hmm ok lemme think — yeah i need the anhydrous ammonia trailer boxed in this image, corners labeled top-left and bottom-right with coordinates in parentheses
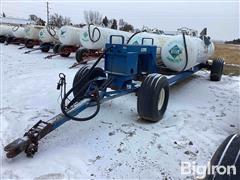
top-left (12, 26), bottom-right (25, 39)
top-left (39, 26), bottom-right (59, 44)
top-left (128, 30), bottom-right (214, 72)
top-left (5, 25), bottom-right (26, 45)
top-left (0, 24), bottom-right (14, 43)
top-left (38, 26), bottom-right (59, 53)
top-left (24, 25), bottom-right (44, 48)
top-left (56, 25), bottom-right (82, 57)
top-left (24, 26), bottom-right (60, 54)
top-left (4, 28), bottom-right (225, 159)
top-left (76, 24), bottom-right (133, 63)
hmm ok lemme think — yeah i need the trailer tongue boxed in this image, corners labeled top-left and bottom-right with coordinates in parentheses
top-left (4, 35), bottom-right (224, 159)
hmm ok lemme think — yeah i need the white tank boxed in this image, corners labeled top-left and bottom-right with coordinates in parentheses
top-left (12, 26), bottom-right (25, 38)
top-left (79, 25), bottom-right (133, 49)
top-left (128, 32), bottom-right (173, 59)
top-left (58, 26), bottom-right (81, 46)
top-left (39, 26), bottom-right (59, 43)
top-left (0, 24), bottom-right (14, 36)
top-left (161, 35), bottom-right (215, 71)
top-left (24, 25), bottom-right (43, 40)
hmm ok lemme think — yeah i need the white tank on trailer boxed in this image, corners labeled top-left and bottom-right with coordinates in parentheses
top-left (128, 32), bottom-right (173, 59)
top-left (39, 26), bottom-right (59, 43)
top-left (12, 26), bottom-right (25, 38)
top-left (0, 24), bottom-right (14, 36)
top-left (24, 25), bottom-right (43, 40)
top-left (161, 34), bottom-right (215, 71)
top-left (79, 25), bottom-right (133, 49)
top-left (58, 26), bottom-right (81, 46)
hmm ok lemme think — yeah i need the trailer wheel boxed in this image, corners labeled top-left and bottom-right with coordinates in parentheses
top-left (53, 44), bottom-right (61, 54)
top-left (72, 66), bottom-right (106, 100)
top-left (41, 44), bottom-right (50, 53)
top-left (75, 48), bottom-right (88, 63)
top-left (59, 45), bottom-right (71, 57)
top-left (5, 36), bottom-right (14, 44)
top-left (0, 36), bottom-right (6, 43)
top-left (205, 133), bottom-right (240, 180)
top-left (210, 58), bottom-right (224, 81)
top-left (25, 39), bottom-right (34, 48)
top-left (137, 74), bottom-right (169, 122)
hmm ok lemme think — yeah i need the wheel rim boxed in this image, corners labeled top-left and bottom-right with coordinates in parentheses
top-left (158, 88), bottom-right (165, 110)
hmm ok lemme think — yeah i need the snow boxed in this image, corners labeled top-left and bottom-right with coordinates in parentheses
top-left (1, 44), bottom-right (239, 179)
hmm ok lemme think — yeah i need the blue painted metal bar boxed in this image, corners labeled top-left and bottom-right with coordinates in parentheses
top-left (49, 85), bottom-right (139, 129)
top-left (48, 100), bottom-right (91, 129)
top-left (167, 64), bottom-right (202, 86)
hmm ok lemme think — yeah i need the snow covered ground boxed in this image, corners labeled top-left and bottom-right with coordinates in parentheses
top-left (1, 44), bottom-right (239, 179)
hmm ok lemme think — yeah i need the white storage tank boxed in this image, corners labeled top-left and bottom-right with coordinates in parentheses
top-left (0, 24), bottom-right (14, 36)
top-left (58, 26), bottom-right (81, 46)
top-left (12, 26), bottom-right (25, 38)
top-left (79, 25), bottom-right (133, 49)
top-left (128, 32), bottom-right (173, 59)
top-left (161, 34), bottom-right (215, 71)
top-left (39, 26), bottom-right (58, 43)
top-left (24, 25), bottom-right (43, 40)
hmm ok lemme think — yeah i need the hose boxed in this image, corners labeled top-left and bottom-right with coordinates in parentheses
top-left (88, 23), bottom-right (101, 43)
top-left (60, 47), bottom-right (112, 121)
top-left (181, 32), bottom-right (188, 72)
top-left (126, 30), bottom-right (146, 44)
top-left (46, 25), bottom-right (59, 41)
top-left (12, 25), bottom-right (20, 32)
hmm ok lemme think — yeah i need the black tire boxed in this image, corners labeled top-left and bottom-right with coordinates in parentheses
top-left (40, 44), bottom-right (50, 53)
top-left (0, 36), bottom-right (6, 43)
top-left (137, 74), bottom-right (169, 122)
top-left (5, 36), bottom-right (14, 44)
top-left (75, 48), bottom-right (89, 63)
top-left (210, 58), bottom-right (224, 81)
top-left (59, 45), bottom-right (71, 57)
top-left (205, 133), bottom-right (240, 180)
top-left (53, 44), bottom-right (61, 54)
top-left (25, 39), bottom-right (34, 48)
top-left (72, 66), bottom-right (106, 100)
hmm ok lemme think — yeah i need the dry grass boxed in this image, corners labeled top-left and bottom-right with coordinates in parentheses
top-left (211, 43), bottom-right (240, 75)
top-left (211, 43), bottom-right (240, 65)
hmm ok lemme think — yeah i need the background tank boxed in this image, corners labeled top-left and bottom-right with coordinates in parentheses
top-left (161, 34), bottom-right (215, 71)
top-left (24, 25), bottom-right (43, 40)
top-left (0, 24), bottom-right (14, 36)
top-left (58, 26), bottom-right (81, 46)
top-left (12, 26), bottom-right (25, 38)
top-left (128, 32), bottom-right (173, 59)
top-left (79, 25), bottom-right (133, 49)
top-left (39, 26), bottom-right (59, 43)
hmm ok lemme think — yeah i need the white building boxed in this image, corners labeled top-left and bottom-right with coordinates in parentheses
top-left (0, 17), bottom-right (33, 25)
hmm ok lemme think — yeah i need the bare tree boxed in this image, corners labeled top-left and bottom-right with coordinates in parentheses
top-left (84, 10), bottom-right (102, 25)
top-left (49, 13), bottom-right (71, 28)
top-left (63, 17), bottom-right (71, 25)
top-left (102, 16), bottom-right (109, 27)
top-left (29, 14), bottom-right (38, 21)
top-left (119, 19), bottom-right (134, 32)
top-left (111, 19), bottom-right (117, 29)
top-left (29, 14), bottom-right (45, 26)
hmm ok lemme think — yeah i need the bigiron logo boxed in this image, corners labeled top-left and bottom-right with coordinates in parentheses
top-left (169, 45), bottom-right (182, 59)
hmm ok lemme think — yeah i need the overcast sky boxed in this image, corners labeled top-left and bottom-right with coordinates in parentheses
top-left (1, 0), bottom-right (239, 40)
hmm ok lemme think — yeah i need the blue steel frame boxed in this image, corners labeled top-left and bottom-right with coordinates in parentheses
top-left (49, 63), bottom-right (203, 130)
